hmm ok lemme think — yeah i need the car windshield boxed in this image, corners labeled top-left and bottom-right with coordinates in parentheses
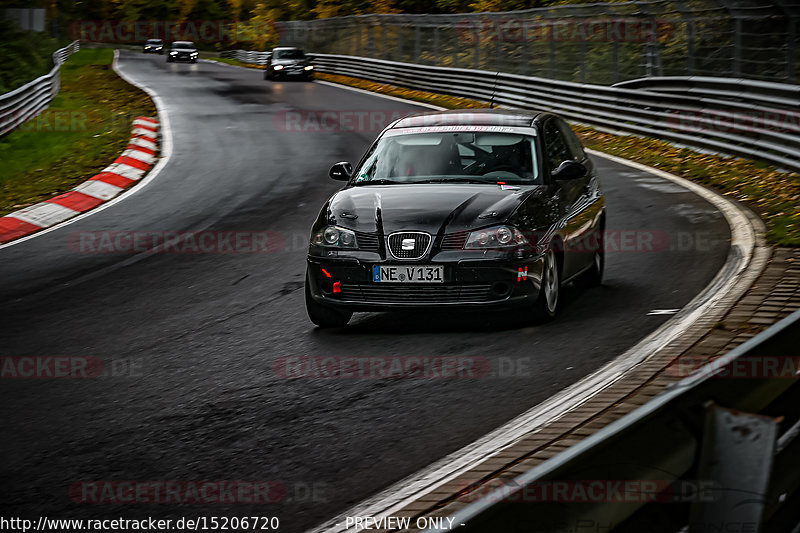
top-left (172, 42), bottom-right (195, 49)
top-left (147, 40), bottom-right (162, 44)
top-left (275, 49), bottom-right (305, 59)
top-left (353, 131), bottom-right (539, 185)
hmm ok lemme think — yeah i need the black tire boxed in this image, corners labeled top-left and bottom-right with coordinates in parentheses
top-left (305, 275), bottom-right (352, 328)
top-left (584, 247), bottom-right (604, 287)
top-left (531, 249), bottom-right (560, 322)
top-left (583, 222), bottom-right (605, 287)
top-left (264, 71), bottom-right (270, 80)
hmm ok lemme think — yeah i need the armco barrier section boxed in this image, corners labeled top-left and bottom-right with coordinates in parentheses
top-left (309, 53), bottom-right (800, 174)
top-left (0, 40), bottom-right (80, 137)
top-left (222, 50), bottom-right (800, 173)
top-left (426, 309), bottom-right (800, 532)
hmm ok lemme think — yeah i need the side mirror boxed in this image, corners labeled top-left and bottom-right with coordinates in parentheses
top-left (329, 161), bottom-right (352, 181)
top-left (552, 160), bottom-right (586, 181)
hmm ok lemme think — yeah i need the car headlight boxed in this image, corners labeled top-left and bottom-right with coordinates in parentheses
top-left (273, 64), bottom-right (284, 70)
top-left (311, 226), bottom-right (357, 249)
top-left (190, 52), bottom-right (198, 56)
top-left (170, 51), bottom-right (177, 55)
top-left (465, 225), bottom-right (528, 249)
top-left (304, 65), bottom-right (314, 70)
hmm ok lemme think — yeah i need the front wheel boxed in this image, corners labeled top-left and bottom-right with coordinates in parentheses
top-left (305, 275), bottom-right (352, 328)
top-left (531, 249), bottom-right (560, 322)
top-left (584, 247), bottom-right (604, 287)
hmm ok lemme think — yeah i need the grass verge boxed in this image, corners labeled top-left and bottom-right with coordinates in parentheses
top-left (0, 48), bottom-right (157, 217)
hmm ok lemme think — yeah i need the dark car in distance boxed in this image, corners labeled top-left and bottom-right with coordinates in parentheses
top-left (143, 39), bottom-right (164, 54)
top-left (167, 41), bottom-right (198, 63)
top-left (264, 47), bottom-right (314, 81)
top-left (305, 109), bottom-right (606, 328)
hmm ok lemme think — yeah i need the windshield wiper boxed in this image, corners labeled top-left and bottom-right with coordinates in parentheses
top-left (416, 178), bottom-right (490, 184)
top-left (353, 179), bottom-right (405, 186)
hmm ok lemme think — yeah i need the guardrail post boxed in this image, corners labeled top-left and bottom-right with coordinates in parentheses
top-left (733, 17), bottom-right (742, 77)
top-left (452, 24), bottom-right (458, 68)
top-left (580, 40), bottom-right (587, 83)
top-left (415, 23), bottom-right (421, 63)
top-left (433, 25), bottom-right (440, 65)
top-left (521, 38), bottom-right (529, 77)
top-left (367, 22), bottom-right (375, 58)
top-left (687, 19), bottom-right (696, 76)
top-left (474, 21), bottom-right (480, 69)
top-left (788, 18), bottom-right (796, 83)
top-left (689, 404), bottom-right (778, 533)
top-left (396, 23), bottom-right (404, 62)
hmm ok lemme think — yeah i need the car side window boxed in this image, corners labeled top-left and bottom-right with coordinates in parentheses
top-left (543, 119), bottom-right (571, 173)
top-left (556, 119), bottom-right (586, 161)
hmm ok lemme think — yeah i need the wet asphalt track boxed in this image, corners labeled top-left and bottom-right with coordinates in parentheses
top-left (0, 51), bottom-right (730, 531)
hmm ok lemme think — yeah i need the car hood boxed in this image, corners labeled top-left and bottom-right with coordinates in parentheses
top-left (172, 48), bottom-right (197, 53)
top-left (324, 184), bottom-right (543, 235)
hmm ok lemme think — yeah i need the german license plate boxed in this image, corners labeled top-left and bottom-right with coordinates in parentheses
top-left (373, 265), bottom-right (444, 283)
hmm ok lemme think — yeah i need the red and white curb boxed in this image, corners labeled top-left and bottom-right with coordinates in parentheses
top-left (0, 117), bottom-right (159, 244)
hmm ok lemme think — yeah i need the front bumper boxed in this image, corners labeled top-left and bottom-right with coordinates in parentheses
top-left (272, 67), bottom-right (313, 77)
top-left (169, 54), bottom-right (197, 62)
top-left (307, 254), bottom-right (545, 311)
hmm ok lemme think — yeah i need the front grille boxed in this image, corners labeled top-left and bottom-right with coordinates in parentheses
top-left (440, 231), bottom-right (469, 250)
top-left (354, 231), bottom-right (380, 252)
top-left (387, 232), bottom-right (431, 260)
top-left (340, 284), bottom-right (495, 304)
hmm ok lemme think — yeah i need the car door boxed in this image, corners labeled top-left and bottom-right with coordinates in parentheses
top-left (542, 117), bottom-right (596, 280)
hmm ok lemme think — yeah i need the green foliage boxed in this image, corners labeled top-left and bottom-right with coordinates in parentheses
top-left (0, 49), bottom-right (156, 216)
top-left (0, 18), bottom-right (66, 93)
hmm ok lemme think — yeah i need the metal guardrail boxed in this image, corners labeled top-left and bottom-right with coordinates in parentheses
top-left (278, 2), bottom-right (800, 84)
top-left (425, 309), bottom-right (800, 532)
top-left (0, 40), bottom-right (80, 137)
top-left (305, 53), bottom-right (800, 173)
top-left (220, 49), bottom-right (269, 65)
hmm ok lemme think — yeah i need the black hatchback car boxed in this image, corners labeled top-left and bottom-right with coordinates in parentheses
top-left (143, 39), bottom-right (164, 54)
top-left (167, 41), bottom-right (198, 63)
top-left (264, 47), bottom-right (314, 81)
top-left (305, 110), bottom-right (606, 328)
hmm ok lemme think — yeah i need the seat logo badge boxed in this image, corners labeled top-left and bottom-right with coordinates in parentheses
top-left (517, 267), bottom-right (528, 281)
top-left (401, 238), bottom-right (415, 251)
